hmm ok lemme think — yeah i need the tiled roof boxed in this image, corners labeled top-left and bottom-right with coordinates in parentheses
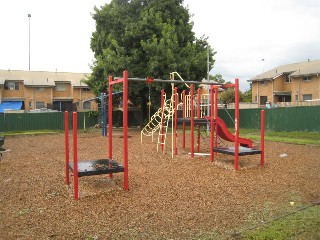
top-left (248, 60), bottom-right (320, 82)
top-left (0, 69), bottom-right (90, 87)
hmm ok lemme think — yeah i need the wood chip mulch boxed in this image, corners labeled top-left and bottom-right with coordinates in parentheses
top-left (0, 129), bottom-right (319, 239)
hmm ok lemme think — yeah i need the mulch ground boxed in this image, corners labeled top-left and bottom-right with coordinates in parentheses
top-left (0, 129), bottom-right (319, 239)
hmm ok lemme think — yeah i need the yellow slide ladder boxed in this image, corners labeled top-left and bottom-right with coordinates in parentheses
top-left (141, 94), bottom-right (171, 143)
top-left (156, 96), bottom-right (174, 152)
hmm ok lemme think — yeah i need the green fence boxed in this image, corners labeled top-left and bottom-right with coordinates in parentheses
top-left (0, 110), bottom-right (142, 132)
top-left (0, 112), bottom-right (98, 132)
top-left (218, 106), bottom-right (320, 132)
top-left (0, 106), bottom-right (319, 132)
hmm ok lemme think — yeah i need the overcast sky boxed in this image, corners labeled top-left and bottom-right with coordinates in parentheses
top-left (1, 0), bottom-right (320, 91)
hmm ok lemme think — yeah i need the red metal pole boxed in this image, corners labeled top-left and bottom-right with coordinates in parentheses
top-left (123, 70), bottom-right (129, 191)
top-left (190, 84), bottom-right (194, 157)
top-left (64, 111), bottom-right (70, 185)
top-left (234, 79), bottom-right (240, 171)
top-left (210, 86), bottom-right (214, 162)
top-left (182, 90), bottom-right (186, 149)
top-left (108, 76), bottom-right (113, 178)
top-left (160, 89), bottom-right (165, 151)
top-left (72, 112), bottom-right (79, 200)
top-left (174, 87), bottom-right (178, 155)
top-left (197, 87), bottom-right (201, 153)
top-left (260, 110), bottom-right (265, 167)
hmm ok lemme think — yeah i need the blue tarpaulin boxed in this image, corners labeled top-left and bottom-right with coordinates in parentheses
top-left (0, 101), bottom-right (23, 113)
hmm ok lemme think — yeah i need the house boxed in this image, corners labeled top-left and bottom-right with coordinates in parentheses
top-left (248, 60), bottom-right (320, 107)
top-left (0, 69), bottom-right (98, 112)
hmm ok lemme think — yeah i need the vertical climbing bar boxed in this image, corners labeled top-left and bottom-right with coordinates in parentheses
top-left (72, 112), bottom-right (79, 200)
top-left (190, 84), bottom-right (194, 157)
top-left (210, 86), bottom-right (214, 162)
top-left (182, 90), bottom-right (186, 149)
top-left (234, 79), bottom-right (240, 171)
top-left (174, 87), bottom-right (178, 155)
top-left (123, 70), bottom-right (129, 191)
top-left (160, 89), bottom-right (165, 151)
top-left (260, 110), bottom-right (265, 167)
top-left (64, 111), bottom-right (69, 185)
top-left (108, 76), bottom-right (113, 178)
top-left (101, 93), bottom-right (106, 136)
top-left (197, 87), bottom-right (201, 153)
top-left (214, 87), bottom-right (218, 149)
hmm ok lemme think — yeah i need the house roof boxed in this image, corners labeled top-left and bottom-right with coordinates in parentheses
top-left (0, 69), bottom-right (90, 87)
top-left (248, 60), bottom-right (320, 82)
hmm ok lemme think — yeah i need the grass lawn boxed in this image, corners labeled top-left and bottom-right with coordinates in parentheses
top-left (227, 128), bottom-right (320, 239)
top-left (242, 204), bottom-right (320, 240)
top-left (239, 129), bottom-right (320, 146)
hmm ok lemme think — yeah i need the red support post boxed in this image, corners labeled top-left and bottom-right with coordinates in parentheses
top-left (72, 112), bottom-right (79, 200)
top-left (123, 70), bottom-right (129, 191)
top-left (197, 87), bottom-right (201, 153)
top-left (108, 76), bottom-right (113, 178)
top-left (190, 84), bottom-right (194, 157)
top-left (260, 110), bottom-right (265, 167)
top-left (234, 79), bottom-right (240, 171)
top-left (182, 90), bottom-right (186, 149)
top-left (64, 111), bottom-right (70, 185)
top-left (174, 87), bottom-right (178, 155)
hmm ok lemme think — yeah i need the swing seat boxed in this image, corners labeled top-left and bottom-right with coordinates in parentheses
top-left (214, 146), bottom-right (261, 156)
top-left (68, 159), bottom-right (124, 177)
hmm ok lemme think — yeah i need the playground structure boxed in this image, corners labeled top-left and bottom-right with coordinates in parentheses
top-left (141, 74), bottom-right (265, 170)
top-left (65, 70), bottom-right (264, 199)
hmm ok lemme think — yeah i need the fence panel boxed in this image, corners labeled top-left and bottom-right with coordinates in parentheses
top-left (0, 114), bottom-right (4, 132)
top-left (1, 107), bottom-right (319, 132)
top-left (0, 110), bottom-right (142, 132)
top-left (1, 112), bottom-right (99, 132)
top-left (218, 106), bottom-right (320, 132)
top-left (4, 112), bottom-right (64, 131)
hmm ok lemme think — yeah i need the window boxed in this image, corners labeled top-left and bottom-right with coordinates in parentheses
top-left (35, 102), bottom-right (45, 109)
top-left (260, 81), bottom-right (267, 85)
top-left (285, 75), bottom-right (291, 83)
top-left (82, 88), bottom-right (91, 92)
top-left (302, 94), bottom-right (312, 101)
top-left (35, 87), bottom-right (44, 92)
top-left (83, 101), bottom-right (91, 110)
top-left (260, 96), bottom-right (268, 105)
top-left (54, 83), bottom-right (67, 91)
top-left (303, 76), bottom-right (312, 81)
top-left (4, 81), bottom-right (19, 90)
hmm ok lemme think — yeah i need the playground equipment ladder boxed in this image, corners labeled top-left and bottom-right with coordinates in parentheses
top-left (156, 95), bottom-right (175, 152)
top-left (140, 93), bottom-right (168, 142)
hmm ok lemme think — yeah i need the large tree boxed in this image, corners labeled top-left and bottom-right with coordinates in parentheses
top-left (86, 0), bottom-right (216, 121)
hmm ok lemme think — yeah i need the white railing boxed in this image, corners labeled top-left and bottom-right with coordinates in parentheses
top-left (275, 100), bottom-right (320, 107)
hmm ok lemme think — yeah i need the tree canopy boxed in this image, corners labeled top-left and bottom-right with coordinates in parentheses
top-left (86, 0), bottom-right (216, 116)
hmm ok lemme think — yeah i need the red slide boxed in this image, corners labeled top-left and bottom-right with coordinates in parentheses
top-left (216, 117), bottom-right (253, 148)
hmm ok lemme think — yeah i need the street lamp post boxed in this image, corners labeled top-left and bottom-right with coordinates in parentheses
top-left (28, 13), bottom-right (31, 71)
